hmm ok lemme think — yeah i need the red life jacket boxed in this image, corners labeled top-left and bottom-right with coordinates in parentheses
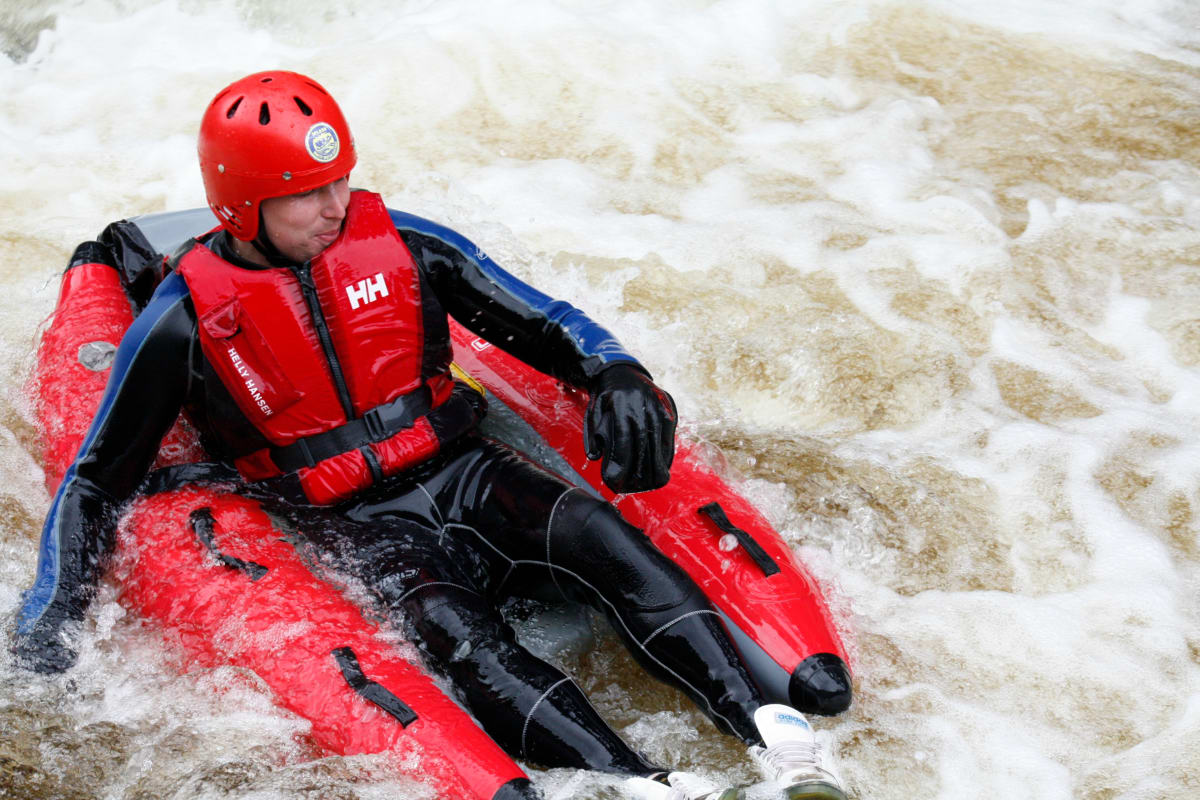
top-left (176, 191), bottom-right (474, 505)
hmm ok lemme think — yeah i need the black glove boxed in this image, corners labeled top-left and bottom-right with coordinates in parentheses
top-left (11, 618), bottom-right (78, 674)
top-left (584, 363), bottom-right (677, 494)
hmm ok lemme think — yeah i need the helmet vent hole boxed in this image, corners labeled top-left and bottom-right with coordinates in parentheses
top-left (294, 96), bottom-right (313, 116)
top-left (259, 102), bottom-right (271, 125)
top-left (226, 97), bottom-right (243, 118)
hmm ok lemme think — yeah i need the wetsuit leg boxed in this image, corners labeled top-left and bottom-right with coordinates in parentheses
top-left (542, 488), bottom-right (764, 743)
top-left (399, 578), bottom-right (658, 772)
top-left (356, 440), bottom-right (766, 745)
top-left (296, 501), bottom-right (660, 774)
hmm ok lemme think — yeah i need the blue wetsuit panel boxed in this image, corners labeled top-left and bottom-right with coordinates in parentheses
top-left (18, 272), bottom-right (192, 633)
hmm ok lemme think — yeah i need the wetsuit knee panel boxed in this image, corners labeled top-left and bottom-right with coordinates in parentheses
top-left (548, 492), bottom-right (696, 611)
top-left (402, 582), bottom-right (521, 661)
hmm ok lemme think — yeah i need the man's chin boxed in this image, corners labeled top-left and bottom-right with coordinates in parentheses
top-left (282, 243), bottom-right (327, 263)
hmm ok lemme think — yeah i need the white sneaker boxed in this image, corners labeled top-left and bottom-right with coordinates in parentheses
top-left (625, 771), bottom-right (742, 800)
top-left (748, 705), bottom-right (848, 800)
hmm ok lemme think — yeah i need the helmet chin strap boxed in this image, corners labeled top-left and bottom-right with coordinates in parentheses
top-left (251, 209), bottom-right (300, 267)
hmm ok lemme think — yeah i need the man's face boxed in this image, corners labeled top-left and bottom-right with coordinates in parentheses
top-left (260, 175), bottom-right (351, 262)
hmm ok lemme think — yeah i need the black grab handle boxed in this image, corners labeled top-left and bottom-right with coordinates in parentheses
top-left (332, 647), bottom-right (419, 727)
top-left (698, 502), bottom-right (780, 577)
top-left (188, 507), bottom-right (268, 581)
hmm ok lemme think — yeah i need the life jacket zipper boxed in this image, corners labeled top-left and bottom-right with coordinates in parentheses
top-left (293, 262), bottom-right (356, 421)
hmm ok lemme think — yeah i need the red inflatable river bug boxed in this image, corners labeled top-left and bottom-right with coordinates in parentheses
top-left (32, 209), bottom-right (851, 799)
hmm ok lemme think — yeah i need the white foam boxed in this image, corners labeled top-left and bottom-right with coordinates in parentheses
top-left (2, 1), bottom-right (1199, 798)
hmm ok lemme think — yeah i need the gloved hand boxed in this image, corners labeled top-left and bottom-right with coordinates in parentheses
top-left (10, 621), bottom-right (78, 674)
top-left (584, 363), bottom-right (677, 494)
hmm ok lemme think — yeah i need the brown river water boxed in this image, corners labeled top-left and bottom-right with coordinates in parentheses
top-left (2, 1), bottom-right (1198, 798)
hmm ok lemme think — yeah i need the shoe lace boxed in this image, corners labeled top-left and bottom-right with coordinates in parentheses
top-left (755, 740), bottom-right (836, 783)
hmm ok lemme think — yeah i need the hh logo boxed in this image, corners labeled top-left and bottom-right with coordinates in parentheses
top-left (346, 272), bottom-right (389, 310)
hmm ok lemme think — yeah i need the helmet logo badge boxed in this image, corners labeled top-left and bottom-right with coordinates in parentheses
top-left (305, 122), bottom-right (340, 163)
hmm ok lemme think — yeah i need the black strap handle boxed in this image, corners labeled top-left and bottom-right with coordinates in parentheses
top-left (332, 647), bottom-right (419, 727)
top-left (188, 507), bottom-right (268, 581)
top-left (698, 502), bottom-right (780, 577)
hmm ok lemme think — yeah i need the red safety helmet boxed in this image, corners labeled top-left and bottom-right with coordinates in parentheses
top-left (198, 70), bottom-right (357, 241)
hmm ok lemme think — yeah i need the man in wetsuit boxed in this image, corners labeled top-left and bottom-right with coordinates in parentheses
top-left (11, 71), bottom-right (848, 800)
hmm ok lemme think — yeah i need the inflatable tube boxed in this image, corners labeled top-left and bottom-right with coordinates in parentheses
top-left (116, 489), bottom-right (530, 800)
top-left (32, 208), bottom-right (851, 794)
top-left (35, 251), bottom-right (532, 800)
top-left (449, 331), bottom-right (851, 714)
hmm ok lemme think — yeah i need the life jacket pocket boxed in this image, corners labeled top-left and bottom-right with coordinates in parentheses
top-left (199, 297), bottom-right (304, 421)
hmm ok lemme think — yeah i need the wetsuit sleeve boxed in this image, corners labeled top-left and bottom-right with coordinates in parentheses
top-left (390, 210), bottom-right (643, 387)
top-left (13, 271), bottom-right (195, 672)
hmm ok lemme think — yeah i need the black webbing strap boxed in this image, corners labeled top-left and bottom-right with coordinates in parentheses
top-left (698, 502), bottom-right (780, 577)
top-left (143, 462), bottom-right (241, 496)
top-left (331, 647), bottom-right (419, 727)
top-left (188, 507), bottom-right (268, 581)
top-left (270, 387), bottom-right (433, 472)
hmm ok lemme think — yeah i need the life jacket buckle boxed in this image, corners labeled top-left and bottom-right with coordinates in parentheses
top-left (363, 407), bottom-right (389, 442)
top-left (295, 437), bottom-right (316, 469)
top-left (364, 387), bottom-right (433, 442)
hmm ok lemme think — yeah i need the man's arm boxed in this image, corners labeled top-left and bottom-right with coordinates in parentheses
top-left (393, 211), bottom-right (676, 493)
top-left (13, 272), bottom-right (195, 672)
top-left (392, 211), bottom-right (641, 387)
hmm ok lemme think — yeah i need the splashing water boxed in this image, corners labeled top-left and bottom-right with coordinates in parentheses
top-left (2, 1), bottom-right (1198, 798)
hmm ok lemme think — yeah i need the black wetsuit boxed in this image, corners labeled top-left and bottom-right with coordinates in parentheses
top-left (16, 209), bottom-right (765, 776)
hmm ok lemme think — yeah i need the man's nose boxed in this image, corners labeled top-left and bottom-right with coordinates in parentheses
top-left (318, 184), bottom-right (347, 217)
